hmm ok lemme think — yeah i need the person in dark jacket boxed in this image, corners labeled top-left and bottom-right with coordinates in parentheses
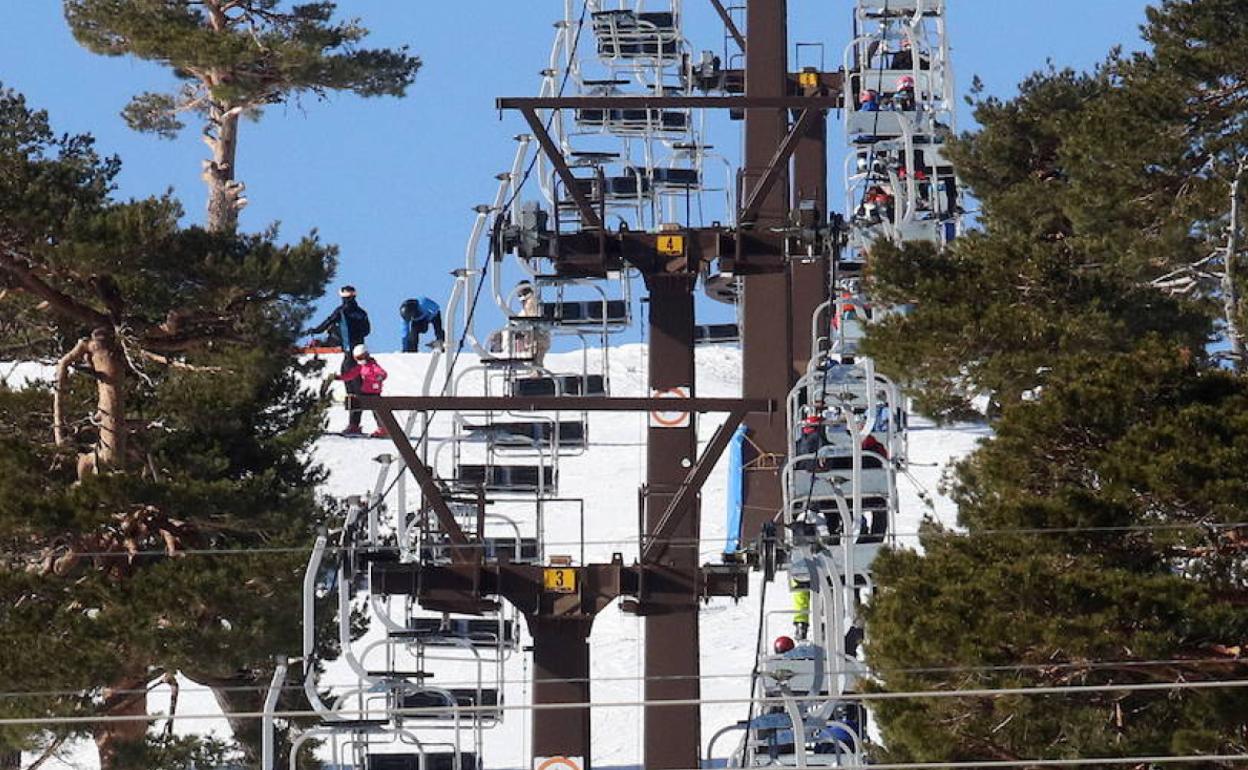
top-left (890, 37), bottom-right (931, 71)
top-left (309, 286), bottom-right (372, 365)
top-left (400, 296), bottom-right (446, 353)
top-left (309, 286), bottom-right (372, 426)
top-left (794, 412), bottom-right (826, 472)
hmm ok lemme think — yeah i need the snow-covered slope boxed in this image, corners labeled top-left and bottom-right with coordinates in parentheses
top-left (27, 344), bottom-right (990, 770)
top-left (307, 344), bottom-right (990, 768)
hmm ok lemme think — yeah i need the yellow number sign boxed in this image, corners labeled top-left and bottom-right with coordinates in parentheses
top-left (657, 234), bottom-right (685, 256)
top-left (798, 70), bottom-right (820, 88)
top-left (543, 567), bottom-right (577, 594)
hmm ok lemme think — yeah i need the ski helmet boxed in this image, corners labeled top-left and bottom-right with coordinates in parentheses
top-left (352, 344), bottom-right (369, 359)
top-left (896, 75), bottom-right (916, 90)
top-left (773, 636), bottom-right (796, 654)
top-left (339, 285), bottom-right (357, 298)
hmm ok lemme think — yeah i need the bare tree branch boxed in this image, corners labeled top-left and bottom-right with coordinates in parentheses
top-left (0, 247), bottom-right (110, 328)
top-left (54, 339), bottom-right (92, 448)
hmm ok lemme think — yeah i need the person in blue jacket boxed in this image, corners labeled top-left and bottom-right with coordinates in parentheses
top-left (400, 296), bottom-right (446, 352)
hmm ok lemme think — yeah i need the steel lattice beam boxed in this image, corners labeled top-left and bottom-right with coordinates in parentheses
top-left (355, 395), bottom-right (773, 414)
top-left (497, 95), bottom-right (841, 110)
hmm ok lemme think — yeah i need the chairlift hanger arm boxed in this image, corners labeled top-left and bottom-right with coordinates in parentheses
top-left (707, 0), bottom-right (746, 52)
top-left (641, 409), bottom-right (748, 563)
top-left (517, 106), bottom-right (604, 231)
top-left (739, 107), bottom-right (819, 225)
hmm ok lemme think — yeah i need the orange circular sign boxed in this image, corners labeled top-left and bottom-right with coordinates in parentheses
top-left (536, 758), bottom-right (582, 770)
top-left (650, 387), bottom-right (691, 428)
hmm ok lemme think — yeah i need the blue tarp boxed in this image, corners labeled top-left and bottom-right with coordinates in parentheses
top-left (723, 424), bottom-right (749, 555)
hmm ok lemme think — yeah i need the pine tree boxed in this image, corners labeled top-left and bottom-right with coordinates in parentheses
top-left (863, 1), bottom-right (1248, 761)
top-left (0, 86), bottom-right (337, 769)
top-left (866, 347), bottom-right (1248, 764)
top-left (63, 0), bottom-right (421, 232)
top-left (862, 0), bottom-right (1248, 417)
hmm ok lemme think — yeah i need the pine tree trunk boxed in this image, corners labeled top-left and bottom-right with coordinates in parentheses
top-left (204, 104), bottom-right (241, 233)
top-left (183, 671), bottom-right (266, 767)
top-left (0, 749), bottom-right (19, 769)
top-left (88, 329), bottom-right (126, 471)
top-left (212, 678), bottom-right (265, 767)
top-left (1223, 160), bottom-right (1245, 368)
top-left (201, 1), bottom-right (243, 233)
top-left (92, 674), bottom-right (148, 770)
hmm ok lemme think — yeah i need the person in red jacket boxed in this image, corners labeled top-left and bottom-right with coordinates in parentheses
top-left (337, 344), bottom-right (389, 436)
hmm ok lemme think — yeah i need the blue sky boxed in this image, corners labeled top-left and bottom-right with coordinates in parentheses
top-left (0, 1), bottom-right (1153, 350)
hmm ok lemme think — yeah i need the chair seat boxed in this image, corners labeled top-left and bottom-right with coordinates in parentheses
top-left (539, 300), bottom-right (629, 325)
top-left (694, 323), bottom-right (740, 344)
top-left (455, 464), bottom-right (554, 492)
top-left (391, 618), bottom-right (518, 648)
top-left (510, 374), bottom-right (607, 397)
top-left (463, 419), bottom-right (587, 447)
top-left (367, 752), bottom-right (480, 770)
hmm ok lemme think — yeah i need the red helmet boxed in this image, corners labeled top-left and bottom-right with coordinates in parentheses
top-left (773, 635), bottom-right (796, 654)
top-left (896, 75), bottom-right (916, 89)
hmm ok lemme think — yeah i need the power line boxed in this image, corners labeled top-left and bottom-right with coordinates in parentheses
top-left (13, 518), bottom-right (1245, 560)
top-left (665, 757), bottom-right (1248, 770)
top-left (6, 678), bottom-right (1248, 727)
top-left (0, 655), bottom-right (1244, 701)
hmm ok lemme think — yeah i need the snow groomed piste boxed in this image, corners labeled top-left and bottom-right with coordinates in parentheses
top-left (269, 2), bottom-right (962, 769)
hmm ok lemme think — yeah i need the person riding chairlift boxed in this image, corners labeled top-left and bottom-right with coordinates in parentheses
top-left (794, 412), bottom-right (825, 472)
top-left (890, 37), bottom-right (931, 71)
top-left (860, 185), bottom-right (894, 224)
top-left (511, 282), bottom-right (551, 367)
top-left (893, 74), bottom-right (917, 111)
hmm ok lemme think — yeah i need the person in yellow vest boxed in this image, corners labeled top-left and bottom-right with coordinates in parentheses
top-left (792, 581), bottom-right (810, 640)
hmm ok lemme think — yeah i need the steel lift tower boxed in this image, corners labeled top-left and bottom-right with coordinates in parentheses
top-left (313, 3), bottom-right (844, 768)
top-left (492, 3), bottom-right (841, 766)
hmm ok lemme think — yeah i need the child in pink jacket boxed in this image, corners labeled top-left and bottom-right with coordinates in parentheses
top-left (338, 344), bottom-right (388, 436)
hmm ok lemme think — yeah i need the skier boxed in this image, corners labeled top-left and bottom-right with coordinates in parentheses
top-left (400, 296), bottom-right (446, 352)
top-left (794, 412), bottom-right (825, 471)
top-left (860, 185), bottom-right (895, 224)
top-left (893, 74), bottom-right (917, 111)
top-left (337, 344), bottom-right (389, 437)
top-left (512, 282), bottom-right (551, 367)
top-left (857, 88), bottom-right (880, 112)
top-left (308, 285), bottom-right (372, 371)
top-left (792, 584), bottom-right (810, 640)
top-left (890, 37), bottom-right (930, 71)
top-left (308, 285), bottom-right (371, 352)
